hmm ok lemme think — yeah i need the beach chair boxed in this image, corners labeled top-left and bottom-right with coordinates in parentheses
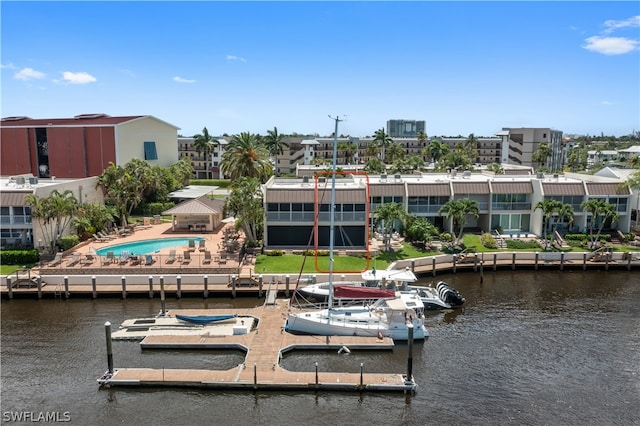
top-left (47, 253), bottom-right (63, 267)
top-left (119, 251), bottom-right (130, 265)
top-left (98, 231), bottom-right (117, 240)
top-left (105, 251), bottom-right (115, 264)
top-left (81, 254), bottom-right (95, 266)
top-left (145, 255), bottom-right (155, 266)
top-left (188, 239), bottom-right (196, 252)
top-left (218, 253), bottom-right (227, 265)
top-left (198, 239), bottom-right (206, 252)
top-left (66, 253), bottom-right (81, 267)
top-left (165, 250), bottom-right (176, 264)
top-left (93, 233), bottom-right (108, 242)
top-left (182, 250), bottom-right (191, 265)
top-left (203, 250), bottom-right (212, 264)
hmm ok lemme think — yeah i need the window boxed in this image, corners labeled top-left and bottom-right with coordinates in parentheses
top-left (144, 141), bottom-right (158, 160)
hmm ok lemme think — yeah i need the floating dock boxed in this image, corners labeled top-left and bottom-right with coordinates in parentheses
top-left (98, 299), bottom-right (418, 393)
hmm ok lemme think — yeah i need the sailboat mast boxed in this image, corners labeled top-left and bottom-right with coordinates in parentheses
top-left (327, 115), bottom-right (342, 309)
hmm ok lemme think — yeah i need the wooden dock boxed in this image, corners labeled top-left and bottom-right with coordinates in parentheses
top-left (98, 299), bottom-right (417, 393)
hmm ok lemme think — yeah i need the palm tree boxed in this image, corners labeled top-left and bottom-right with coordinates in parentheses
top-left (556, 203), bottom-right (575, 233)
top-left (25, 190), bottom-right (78, 253)
top-left (193, 127), bottom-right (216, 179)
top-left (486, 163), bottom-right (504, 174)
top-left (385, 142), bottom-right (405, 163)
top-left (629, 155), bottom-right (640, 169)
top-left (225, 177), bottom-right (264, 246)
top-left (533, 142), bottom-right (552, 170)
top-left (337, 141), bottom-right (358, 165)
top-left (423, 140), bottom-right (449, 165)
top-left (373, 128), bottom-right (393, 163)
top-left (463, 133), bottom-right (479, 162)
top-left (416, 130), bottom-right (427, 147)
top-left (365, 140), bottom-right (381, 160)
top-left (221, 132), bottom-right (272, 182)
top-left (581, 199), bottom-right (619, 249)
top-left (406, 155), bottom-right (425, 172)
top-left (373, 202), bottom-right (408, 251)
top-left (535, 199), bottom-right (562, 249)
top-left (364, 157), bottom-right (386, 174)
top-left (263, 127), bottom-right (289, 176)
top-left (438, 199), bottom-right (480, 246)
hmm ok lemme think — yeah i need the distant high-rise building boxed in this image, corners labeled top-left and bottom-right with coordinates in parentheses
top-left (386, 119), bottom-right (426, 138)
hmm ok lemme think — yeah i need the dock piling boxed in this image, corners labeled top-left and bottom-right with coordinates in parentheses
top-left (91, 276), bottom-right (97, 299)
top-left (105, 321), bottom-right (114, 374)
top-left (231, 275), bottom-right (236, 298)
top-left (36, 276), bottom-right (42, 299)
top-left (512, 252), bottom-right (516, 270)
top-left (159, 276), bottom-right (166, 316)
top-left (64, 276), bottom-right (69, 299)
top-left (360, 363), bottom-right (364, 388)
top-left (148, 276), bottom-right (154, 299)
top-left (452, 254), bottom-right (457, 273)
top-left (253, 363), bottom-right (257, 390)
top-left (493, 253), bottom-right (497, 271)
top-left (560, 252), bottom-right (565, 270)
top-left (432, 257), bottom-right (436, 276)
top-left (121, 276), bottom-right (127, 299)
top-left (258, 275), bottom-right (263, 298)
top-left (406, 324), bottom-right (414, 385)
top-left (315, 362), bottom-right (319, 388)
top-left (480, 261), bottom-right (484, 283)
top-left (535, 252), bottom-right (539, 270)
top-left (6, 277), bottom-right (12, 300)
top-left (285, 275), bottom-right (290, 297)
top-left (176, 275), bottom-right (182, 299)
top-left (203, 275), bottom-right (208, 299)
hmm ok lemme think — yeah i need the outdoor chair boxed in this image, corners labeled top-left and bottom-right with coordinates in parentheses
top-left (203, 250), bottom-right (212, 264)
top-left (188, 239), bottom-right (196, 252)
top-left (218, 253), bottom-right (227, 265)
top-left (182, 250), bottom-right (192, 265)
top-left (198, 240), bottom-right (206, 251)
top-left (47, 253), bottom-right (63, 267)
top-left (105, 251), bottom-right (115, 264)
top-left (93, 233), bottom-right (108, 242)
top-left (81, 254), bottom-right (95, 266)
top-left (145, 255), bottom-right (155, 265)
top-left (165, 250), bottom-right (176, 264)
top-left (66, 253), bottom-right (81, 267)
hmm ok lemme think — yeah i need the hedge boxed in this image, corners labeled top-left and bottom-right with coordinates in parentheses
top-left (0, 249), bottom-right (39, 265)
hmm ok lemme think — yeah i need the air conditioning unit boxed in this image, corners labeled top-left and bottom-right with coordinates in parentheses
top-left (380, 174), bottom-right (387, 181)
top-left (29, 177), bottom-right (39, 185)
top-left (394, 174), bottom-right (401, 180)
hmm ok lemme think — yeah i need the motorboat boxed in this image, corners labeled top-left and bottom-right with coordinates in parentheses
top-left (285, 288), bottom-right (429, 340)
top-left (296, 267), bottom-right (465, 311)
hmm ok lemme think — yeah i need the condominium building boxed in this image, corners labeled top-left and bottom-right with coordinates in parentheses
top-left (386, 119), bottom-right (426, 138)
top-left (497, 127), bottom-right (563, 171)
top-left (1, 114), bottom-right (180, 179)
top-left (262, 171), bottom-right (631, 250)
top-left (178, 136), bottom-right (228, 179)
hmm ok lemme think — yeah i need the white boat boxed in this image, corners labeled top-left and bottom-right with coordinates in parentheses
top-left (297, 267), bottom-right (465, 311)
top-left (285, 289), bottom-right (428, 340)
top-left (285, 116), bottom-right (428, 341)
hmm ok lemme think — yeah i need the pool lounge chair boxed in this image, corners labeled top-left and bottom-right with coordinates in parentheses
top-left (198, 239), bottom-right (206, 251)
top-left (165, 250), bottom-right (176, 264)
top-left (47, 253), bottom-right (63, 267)
top-left (144, 255), bottom-right (155, 265)
top-left (182, 250), bottom-right (191, 265)
top-left (66, 253), bottom-right (81, 267)
top-left (188, 239), bottom-right (196, 252)
top-left (203, 250), bottom-right (212, 264)
top-left (81, 254), bottom-right (95, 266)
top-left (93, 233), bottom-right (109, 242)
top-left (105, 251), bottom-right (115, 264)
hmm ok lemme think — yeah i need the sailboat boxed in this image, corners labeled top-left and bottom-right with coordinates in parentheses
top-left (284, 116), bottom-right (429, 341)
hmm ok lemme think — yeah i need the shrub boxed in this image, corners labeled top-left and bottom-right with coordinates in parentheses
top-left (144, 202), bottom-right (175, 216)
top-left (266, 249), bottom-right (283, 256)
top-left (439, 232), bottom-right (452, 242)
top-left (58, 235), bottom-right (79, 251)
top-left (505, 239), bottom-right (542, 250)
top-left (0, 249), bottom-right (39, 265)
top-left (480, 233), bottom-right (498, 249)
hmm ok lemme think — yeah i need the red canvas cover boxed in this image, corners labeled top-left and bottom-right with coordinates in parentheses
top-left (333, 286), bottom-right (395, 299)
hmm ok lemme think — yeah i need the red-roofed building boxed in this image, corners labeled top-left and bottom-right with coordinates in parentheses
top-left (0, 114), bottom-right (180, 178)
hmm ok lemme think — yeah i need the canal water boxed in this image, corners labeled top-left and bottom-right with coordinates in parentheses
top-left (1, 270), bottom-right (638, 425)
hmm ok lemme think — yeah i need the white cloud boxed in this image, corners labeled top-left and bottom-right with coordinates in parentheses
top-left (582, 36), bottom-right (639, 55)
top-left (601, 101), bottom-right (613, 106)
top-left (173, 76), bottom-right (196, 83)
top-left (61, 71), bottom-right (97, 84)
top-left (603, 15), bottom-right (640, 33)
top-left (226, 55), bottom-right (247, 62)
top-left (1, 63), bottom-right (18, 70)
top-left (15, 67), bottom-right (46, 80)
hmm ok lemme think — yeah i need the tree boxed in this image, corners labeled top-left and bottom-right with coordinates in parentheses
top-left (364, 157), bottom-right (386, 174)
top-left (463, 133), bottom-right (479, 162)
top-left (423, 140), bottom-right (449, 165)
top-left (534, 199), bottom-right (562, 249)
top-left (556, 203), bottom-right (575, 233)
top-left (221, 132), bottom-right (272, 182)
top-left (566, 144), bottom-right (588, 172)
top-left (389, 158), bottom-right (411, 174)
top-left (405, 216), bottom-right (437, 246)
top-left (25, 190), bottom-right (78, 253)
top-left (629, 155), bottom-right (640, 169)
top-left (438, 199), bottom-right (479, 246)
top-left (373, 202), bottom-right (408, 252)
top-left (96, 162), bottom-right (144, 228)
top-left (337, 141), bottom-right (358, 165)
top-left (365, 140), bottom-right (381, 160)
top-left (71, 203), bottom-right (117, 239)
top-left (225, 177), bottom-right (264, 246)
top-left (581, 199), bottom-right (619, 249)
top-left (533, 142), bottom-right (552, 170)
top-left (263, 127), bottom-right (289, 176)
top-left (193, 127), bottom-right (216, 179)
top-left (385, 142), bottom-right (405, 163)
top-left (487, 163), bottom-right (504, 174)
top-left (406, 155), bottom-right (425, 172)
top-left (416, 131), bottom-right (428, 149)
top-left (373, 128), bottom-right (393, 163)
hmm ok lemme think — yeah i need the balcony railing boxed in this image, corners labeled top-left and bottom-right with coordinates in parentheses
top-left (0, 216), bottom-right (32, 225)
top-left (491, 202), bottom-right (532, 211)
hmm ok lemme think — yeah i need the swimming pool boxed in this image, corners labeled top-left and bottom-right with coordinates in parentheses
top-left (95, 237), bottom-right (204, 257)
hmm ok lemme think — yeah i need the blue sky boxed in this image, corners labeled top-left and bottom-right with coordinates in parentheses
top-left (2, 1), bottom-right (639, 138)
